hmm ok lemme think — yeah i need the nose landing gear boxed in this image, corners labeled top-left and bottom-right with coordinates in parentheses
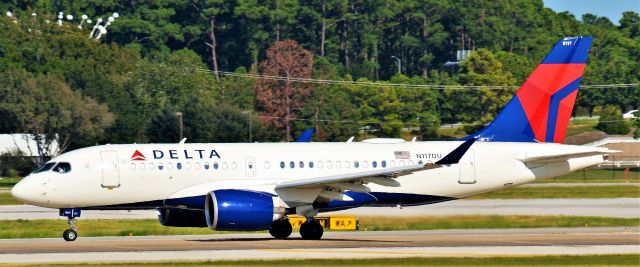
top-left (59, 208), bottom-right (81, 241)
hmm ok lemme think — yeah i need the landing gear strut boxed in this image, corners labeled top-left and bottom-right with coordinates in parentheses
top-left (300, 219), bottom-right (323, 240)
top-left (59, 208), bottom-right (81, 241)
top-left (269, 218), bottom-right (292, 239)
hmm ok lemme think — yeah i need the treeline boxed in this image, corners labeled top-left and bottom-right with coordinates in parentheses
top-left (0, 0), bottom-right (638, 154)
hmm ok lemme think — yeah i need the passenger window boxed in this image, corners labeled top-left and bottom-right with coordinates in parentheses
top-left (418, 160), bottom-right (423, 165)
top-left (231, 162), bottom-right (237, 169)
top-left (204, 163), bottom-right (210, 170)
top-left (363, 161), bottom-right (369, 168)
top-left (185, 162), bottom-right (192, 170)
top-left (214, 162), bottom-right (219, 169)
top-left (309, 161), bottom-right (314, 168)
top-left (222, 162), bottom-right (228, 169)
top-left (399, 160), bottom-right (405, 167)
top-left (264, 162), bottom-right (271, 169)
top-left (290, 161), bottom-right (295, 169)
top-left (139, 163), bottom-right (146, 171)
top-left (408, 160), bottom-right (414, 165)
top-left (382, 160), bottom-right (387, 168)
top-left (336, 161), bottom-right (342, 168)
top-left (280, 161), bottom-right (285, 169)
top-left (327, 161), bottom-right (333, 168)
top-left (372, 161), bottom-right (377, 168)
top-left (149, 163), bottom-right (155, 170)
top-left (167, 163), bottom-right (174, 170)
top-left (299, 161), bottom-right (304, 168)
top-left (345, 161), bottom-right (350, 168)
top-left (130, 163), bottom-right (136, 171)
top-left (318, 161), bottom-right (323, 169)
top-left (158, 163), bottom-right (164, 170)
top-left (391, 160), bottom-right (396, 167)
top-left (177, 162), bottom-right (182, 170)
top-left (354, 161), bottom-right (359, 168)
top-left (53, 162), bottom-right (72, 173)
top-left (195, 162), bottom-right (201, 170)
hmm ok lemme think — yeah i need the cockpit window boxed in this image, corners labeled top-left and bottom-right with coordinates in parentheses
top-left (53, 162), bottom-right (72, 173)
top-left (33, 162), bottom-right (56, 173)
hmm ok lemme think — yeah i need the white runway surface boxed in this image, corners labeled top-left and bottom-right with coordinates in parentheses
top-left (1, 198), bottom-right (638, 220)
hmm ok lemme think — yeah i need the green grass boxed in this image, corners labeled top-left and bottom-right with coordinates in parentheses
top-left (565, 118), bottom-right (598, 137)
top-left (536, 169), bottom-right (640, 183)
top-left (437, 125), bottom-right (465, 139)
top-left (469, 185), bottom-right (640, 199)
top-left (1, 215), bottom-right (638, 239)
top-left (436, 118), bottom-right (599, 140)
top-left (0, 177), bottom-right (21, 188)
top-left (357, 215), bottom-right (639, 231)
top-left (20, 255), bottom-right (640, 266)
top-left (0, 192), bottom-right (23, 205)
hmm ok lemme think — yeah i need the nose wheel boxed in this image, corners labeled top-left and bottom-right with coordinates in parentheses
top-left (63, 228), bottom-right (77, 241)
top-left (299, 219), bottom-right (323, 240)
top-left (59, 208), bottom-right (81, 242)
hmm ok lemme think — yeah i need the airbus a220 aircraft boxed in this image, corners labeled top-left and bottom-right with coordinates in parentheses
top-left (12, 36), bottom-right (614, 241)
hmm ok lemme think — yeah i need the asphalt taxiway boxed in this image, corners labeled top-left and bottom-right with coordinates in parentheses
top-left (0, 227), bottom-right (638, 264)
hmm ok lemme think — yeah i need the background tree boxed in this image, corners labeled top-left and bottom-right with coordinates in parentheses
top-left (256, 40), bottom-right (314, 141)
top-left (594, 105), bottom-right (631, 135)
top-left (0, 69), bottom-right (113, 162)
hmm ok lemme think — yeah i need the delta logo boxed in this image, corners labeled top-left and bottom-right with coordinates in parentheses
top-left (131, 150), bottom-right (146, 161)
top-left (130, 149), bottom-right (221, 161)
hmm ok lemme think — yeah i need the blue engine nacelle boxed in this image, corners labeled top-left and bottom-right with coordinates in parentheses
top-left (205, 189), bottom-right (286, 231)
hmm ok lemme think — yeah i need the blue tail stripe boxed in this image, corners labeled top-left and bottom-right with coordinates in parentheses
top-left (462, 96), bottom-right (536, 142)
top-left (544, 78), bottom-right (582, 142)
top-left (542, 37), bottom-right (591, 64)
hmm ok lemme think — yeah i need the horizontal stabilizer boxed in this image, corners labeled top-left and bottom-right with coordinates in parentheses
top-left (518, 148), bottom-right (619, 163)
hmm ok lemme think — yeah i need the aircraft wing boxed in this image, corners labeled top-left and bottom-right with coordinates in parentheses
top-left (517, 148), bottom-right (619, 163)
top-left (275, 138), bottom-right (475, 203)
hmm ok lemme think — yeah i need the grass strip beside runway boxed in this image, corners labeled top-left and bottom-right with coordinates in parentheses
top-left (1, 215), bottom-right (637, 239)
top-left (468, 185), bottom-right (639, 199)
top-left (0, 192), bottom-right (22, 205)
top-left (19, 254), bottom-right (640, 266)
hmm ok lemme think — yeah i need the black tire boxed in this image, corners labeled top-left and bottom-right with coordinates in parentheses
top-left (300, 220), bottom-right (323, 240)
top-left (63, 229), bottom-right (77, 242)
top-left (269, 219), bottom-right (293, 239)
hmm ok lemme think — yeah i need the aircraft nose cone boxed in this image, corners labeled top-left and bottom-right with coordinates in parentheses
top-left (11, 179), bottom-right (35, 204)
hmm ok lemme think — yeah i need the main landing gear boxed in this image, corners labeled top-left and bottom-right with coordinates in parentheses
top-left (269, 218), bottom-right (293, 239)
top-left (268, 218), bottom-right (324, 240)
top-left (299, 219), bottom-right (323, 240)
top-left (59, 208), bottom-right (81, 241)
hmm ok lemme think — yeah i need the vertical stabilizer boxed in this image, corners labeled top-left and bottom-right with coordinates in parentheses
top-left (467, 36), bottom-right (592, 143)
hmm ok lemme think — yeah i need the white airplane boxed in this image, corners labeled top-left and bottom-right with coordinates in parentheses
top-left (12, 36), bottom-right (614, 242)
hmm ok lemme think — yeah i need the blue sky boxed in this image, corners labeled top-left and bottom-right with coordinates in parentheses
top-left (544, 0), bottom-right (639, 24)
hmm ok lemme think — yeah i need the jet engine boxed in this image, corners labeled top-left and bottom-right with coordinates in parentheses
top-left (157, 208), bottom-right (208, 227)
top-left (205, 189), bottom-right (287, 230)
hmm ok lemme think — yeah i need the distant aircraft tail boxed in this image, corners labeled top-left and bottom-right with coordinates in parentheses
top-left (466, 36), bottom-right (592, 143)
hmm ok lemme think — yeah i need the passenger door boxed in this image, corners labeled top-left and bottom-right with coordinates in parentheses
top-left (458, 148), bottom-right (476, 184)
top-left (100, 150), bottom-right (120, 188)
